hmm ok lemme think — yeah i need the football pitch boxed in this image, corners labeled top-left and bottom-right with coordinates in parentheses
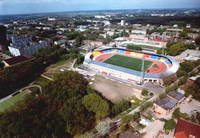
top-left (104, 55), bottom-right (153, 72)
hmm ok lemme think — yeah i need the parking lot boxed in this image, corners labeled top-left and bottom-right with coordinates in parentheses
top-left (179, 99), bottom-right (200, 116)
top-left (90, 75), bottom-right (142, 103)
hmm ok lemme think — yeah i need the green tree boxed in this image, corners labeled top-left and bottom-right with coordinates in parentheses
top-left (180, 61), bottom-right (195, 73)
top-left (164, 119), bottom-right (176, 132)
top-left (111, 100), bottom-right (131, 116)
top-left (82, 93), bottom-right (110, 119)
top-left (142, 89), bottom-right (149, 96)
top-left (167, 42), bottom-right (186, 56)
top-left (172, 108), bottom-right (188, 119)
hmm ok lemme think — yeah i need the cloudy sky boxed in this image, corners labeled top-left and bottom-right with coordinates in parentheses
top-left (0, 0), bottom-right (200, 15)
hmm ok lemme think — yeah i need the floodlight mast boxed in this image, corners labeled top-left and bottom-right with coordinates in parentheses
top-left (140, 54), bottom-right (145, 85)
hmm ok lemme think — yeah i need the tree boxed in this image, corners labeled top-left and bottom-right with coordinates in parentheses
top-left (140, 102), bottom-right (153, 112)
top-left (76, 55), bottom-right (85, 65)
top-left (121, 112), bottom-right (141, 124)
top-left (0, 71), bottom-right (96, 137)
top-left (180, 61), bottom-right (195, 73)
top-left (141, 89), bottom-right (149, 96)
top-left (164, 119), bottom-right (176, 132)
top-left (82, 93), bottom-right (110, 119)
top-left (167, 42), bottom-right (186, 56)
top-left (111, 100), bottom-right (131, 116)
top-left (176, 69), bottom-right (187, 78)
top-left (195, 36), bottom-right (200, 46)
top-left (172, 108), bottom-right (188, 119)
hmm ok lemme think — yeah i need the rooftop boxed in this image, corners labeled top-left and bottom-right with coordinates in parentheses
top-left (167, 91), bottom-right (184, 102)
top-left (3, 56), bottom-right (29, 66)
top-left (174, 119), bottom-right (200, 138)
top-left (155, 97), bottom-right (177, 110)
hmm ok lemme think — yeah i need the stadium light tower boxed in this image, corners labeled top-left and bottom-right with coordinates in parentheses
top-left (139, 54), bottom-right (145, 85)
top-left (162, 45), bottom-right (165, 55)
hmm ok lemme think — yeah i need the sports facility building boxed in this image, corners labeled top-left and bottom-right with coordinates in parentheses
top-left (84, 48), bottom-right (179, 85)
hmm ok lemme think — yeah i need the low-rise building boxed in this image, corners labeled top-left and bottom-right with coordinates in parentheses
top-left (2, 56), bottom-right (29, 67)
top-left (167, 91), bottom-right (185, 103)
top-left (174, 119), bottom-right (200, 138)
top-left (153, 97), bottom-right (177, 115)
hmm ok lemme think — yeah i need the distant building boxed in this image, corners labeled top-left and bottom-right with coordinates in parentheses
top-left (118, 35), bottom-right (167, 48)
top-left (188, 33), bottom-right (199, 39)
top-left (2, 56), bottom-right (29, 67)
top-left (8, 35), bottom-right (49, 56)
top-left (121, 20), bottom-right (125, 26)
top-left (48, 17), bottom-right (56, 21)
top-left (131, 29), bottom-right (147, 35)
top-left (186, 24), bottom-right (191, 29)
top-left (174, 119), bottom-right (200, 138)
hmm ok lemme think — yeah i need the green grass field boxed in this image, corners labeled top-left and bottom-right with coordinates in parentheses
top-left (0, 91), bottom-right (29, 113)
top-left (104, 55), bottom-right (153, 72)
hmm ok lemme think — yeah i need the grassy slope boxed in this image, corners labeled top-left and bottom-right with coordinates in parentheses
top-left (0, 91), bottom-right (29, 113)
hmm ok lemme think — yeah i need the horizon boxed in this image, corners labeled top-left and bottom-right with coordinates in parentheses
top-left (0, 0), bottom-right (200, 15)
top-left (0, 7), bottom-right (200, 16)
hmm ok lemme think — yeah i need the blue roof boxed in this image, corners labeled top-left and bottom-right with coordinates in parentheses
top-left (155, 97), bottom-right (177, 110)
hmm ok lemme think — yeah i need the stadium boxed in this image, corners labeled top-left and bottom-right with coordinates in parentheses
top-left (84, 48), bottom-right (179, 85)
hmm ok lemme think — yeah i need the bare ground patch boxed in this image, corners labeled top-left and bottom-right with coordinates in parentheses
top-left (90, 75), bottom-right (142, 103)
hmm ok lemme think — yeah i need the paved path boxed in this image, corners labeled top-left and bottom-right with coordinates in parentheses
top-left (41, 74), bottom-right (54, 81)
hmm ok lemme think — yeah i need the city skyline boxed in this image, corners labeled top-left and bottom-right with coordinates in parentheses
top-left (0, 0), bottom-right (200, 15)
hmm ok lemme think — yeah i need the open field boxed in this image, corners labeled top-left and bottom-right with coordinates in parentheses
top-left (0, 91), bottom-right (29, 113)
top-left (104, 55), bottom-right (153, 72)
top-left (90, 75), bottom-right (142, 103)
top-left (45, 59), bottom-right (74, 73)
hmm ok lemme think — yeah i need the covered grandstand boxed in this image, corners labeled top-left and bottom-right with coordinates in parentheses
top-left (84, 48), bottom-right (179, 85)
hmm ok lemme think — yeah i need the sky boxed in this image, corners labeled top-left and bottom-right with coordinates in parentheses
top-left (0, 0), bottom-right (200, 15)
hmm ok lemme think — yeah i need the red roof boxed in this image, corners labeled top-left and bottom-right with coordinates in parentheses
top-left (174, 119), bottom-right (200, 138)
top-left (4, 56), bottom-right (29, 65)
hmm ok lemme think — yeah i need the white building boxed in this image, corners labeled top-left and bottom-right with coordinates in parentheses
top-left (121, 20), bottom-right (125, 26)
